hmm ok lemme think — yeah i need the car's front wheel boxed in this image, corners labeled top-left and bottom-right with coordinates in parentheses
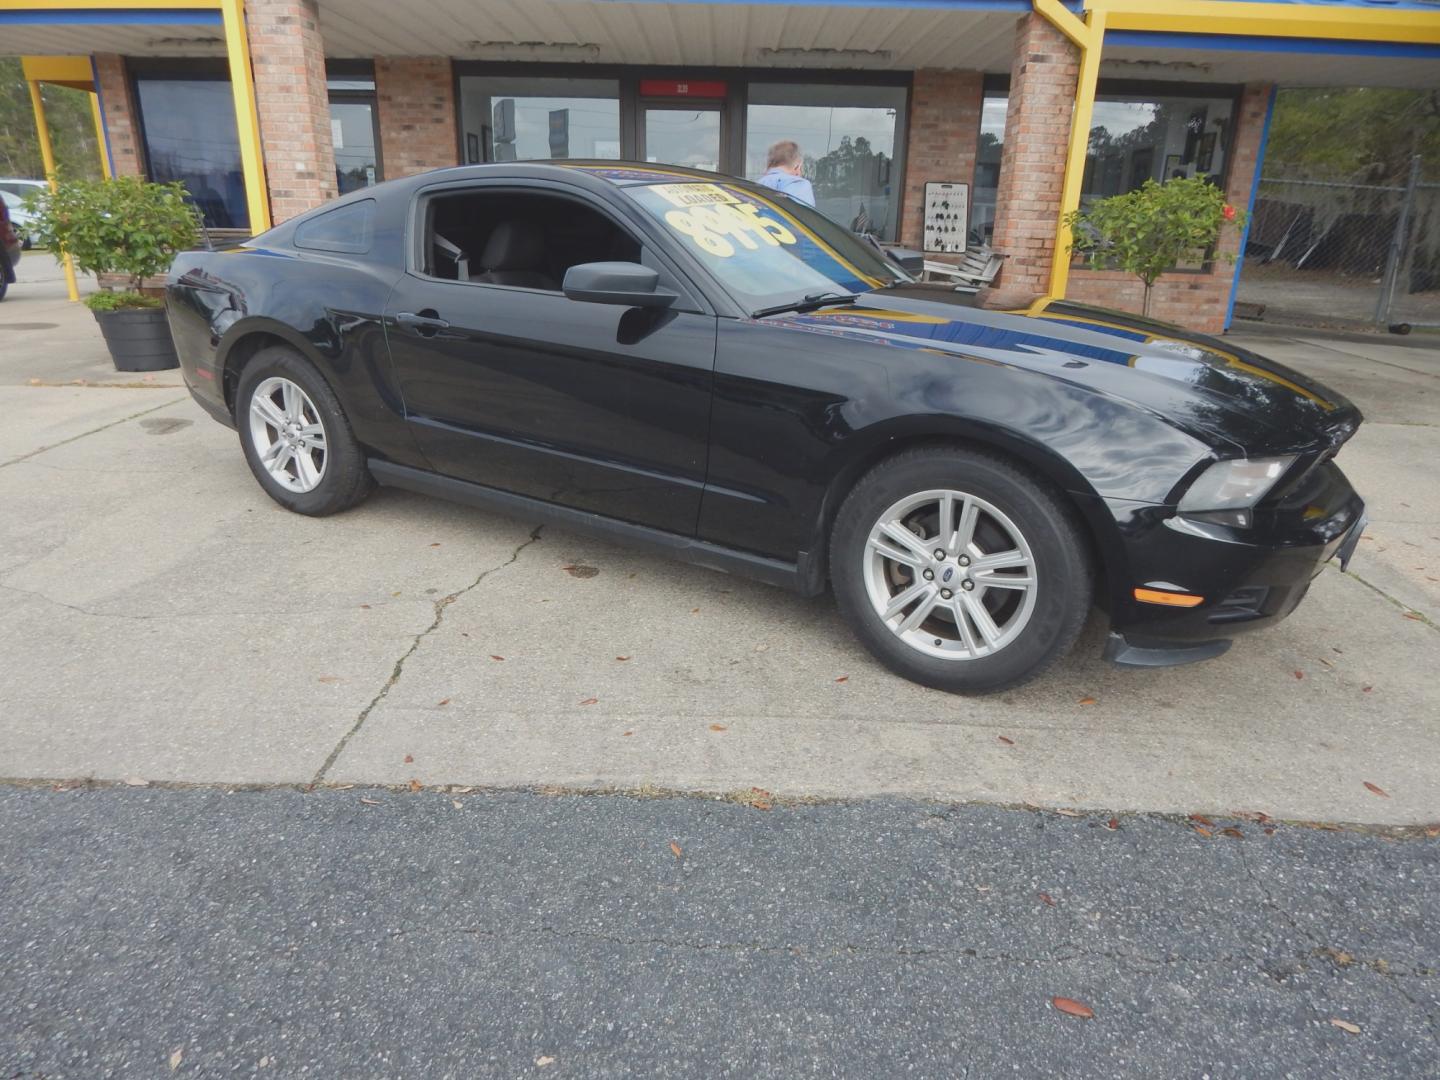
top-left (235, 345), bottom-right (374, 516)
top-left (830, 447), bottom-right (1092, 694)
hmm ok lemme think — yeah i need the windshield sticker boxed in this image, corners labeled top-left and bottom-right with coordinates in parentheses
top-left (652, 183), bottom-right (741, 208)
top-left (663, 201), bottom-right (798, 258)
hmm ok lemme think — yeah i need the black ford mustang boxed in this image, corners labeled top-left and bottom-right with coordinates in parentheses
top-left (166, 162), bottom-right (1365, 693)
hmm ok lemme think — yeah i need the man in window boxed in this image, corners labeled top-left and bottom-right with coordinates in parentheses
top-left (757, 140), bottom-right (816, 208)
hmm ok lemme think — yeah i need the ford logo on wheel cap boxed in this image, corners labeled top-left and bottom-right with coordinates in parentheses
top-left (942, 567), bottom-right (955, 582)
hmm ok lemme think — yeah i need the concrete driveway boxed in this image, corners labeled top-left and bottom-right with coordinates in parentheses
top-left (2, 256), bottom-right (1437, 825)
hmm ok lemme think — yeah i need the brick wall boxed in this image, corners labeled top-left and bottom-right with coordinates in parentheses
top-left (247, 0), bottom-right (336, 223)
top-left (93, 54), bottom-right (144, 178)
top-left (1066, 82), bottom-right (1274, 334)
top-left (990, 13), bottom-right (1079, 299)
top-left (900, 70), bottom-right (983, 254)
top-left (376, 58), bottom-right (457, 176)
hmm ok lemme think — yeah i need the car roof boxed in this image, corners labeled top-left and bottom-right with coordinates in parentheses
top-left (397, 160), bottom-right (760, 192)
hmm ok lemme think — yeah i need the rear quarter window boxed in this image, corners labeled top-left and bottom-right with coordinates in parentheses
top-left (294, 199), bottom-right (374, 254)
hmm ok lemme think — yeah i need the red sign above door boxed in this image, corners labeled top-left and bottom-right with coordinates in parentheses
top-left (640, 79), bottom-right (727, 99)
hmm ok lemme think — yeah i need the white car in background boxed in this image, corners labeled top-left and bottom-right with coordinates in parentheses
top-left (0, 179), bottom-right (48, 249)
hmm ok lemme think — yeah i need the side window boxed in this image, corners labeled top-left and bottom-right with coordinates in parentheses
top-left (421, 188), bottom-right (698, 303)
top-left (294, 199), bottom-right (375, 254)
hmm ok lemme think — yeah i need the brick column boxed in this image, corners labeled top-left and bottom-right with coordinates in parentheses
top-left (376, 58), bottom-right (457, 177)
top-left (246, 0), bottom-right (336, 223)
top-left (900, 70), bottom-right (983, 254)
top-left (93, 54), bottom-right (144, 178)
top-left (990, 13), bottom-right (1080, 299)
top-left (1065, 82), bottom-right (1275, 333)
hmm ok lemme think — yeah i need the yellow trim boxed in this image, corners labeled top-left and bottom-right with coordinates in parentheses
top-left (1045, 8), bottom-right (1104, 300)
top-left (20, 56), bottom-right (94, 89)
top-left (1090, 0), bottom-right (1440, 45)
top-left (218, 0), bottom-right (271, 233)
top-left (27, 79), bottom-right (81, 302)
top-left (1032, 0), bottom-right (1091, 49)
top-left (89, 92), bottom-right (111, 179)
top-left (9, 0), bottom-right (223, 8)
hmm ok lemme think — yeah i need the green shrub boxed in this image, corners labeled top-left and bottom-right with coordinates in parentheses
top-left (23, 175), bottom-right (199, 293)
top-left (1065, 177), bottom-right (1245, 319)
top-left (84, 289), bottom-right (161, 312)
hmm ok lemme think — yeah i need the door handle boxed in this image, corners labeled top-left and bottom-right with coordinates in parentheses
top-left (396, 310), bottom-right (451, 335)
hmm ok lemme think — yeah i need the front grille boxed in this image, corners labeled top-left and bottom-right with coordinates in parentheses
top-left (1208, 586), bottom-right (1270, 624)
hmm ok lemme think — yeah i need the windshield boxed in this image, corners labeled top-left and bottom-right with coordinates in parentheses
top-left (623, 180), bottom-right (908, 312)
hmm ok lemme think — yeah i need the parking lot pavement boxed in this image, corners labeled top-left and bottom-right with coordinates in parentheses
top-left (2, 786), bottom-right (1437, 1079)
top-left (1, 291), bottom-right (1437, 826)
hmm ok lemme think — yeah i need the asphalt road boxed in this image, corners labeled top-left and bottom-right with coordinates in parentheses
top-left (2, 786), bottom-right (1436, 1079)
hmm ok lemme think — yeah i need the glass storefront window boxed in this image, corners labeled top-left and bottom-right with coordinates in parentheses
top-left (1082, 94), bottom-right (1234, 203)
top-left (459, 77), bottom-right (621, 162)
top-left (744, 83), bottom-right (907, 241)
top-left (970, 92), bottom-right (1007, 246)
top-left (134, 77), bottom-right (248, 230)
top-left (328, 66), bottom-right (380, 194)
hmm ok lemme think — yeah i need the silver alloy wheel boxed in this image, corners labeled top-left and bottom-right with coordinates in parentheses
top-left (248, 376), bottom-right (328, 493)
top-left (863, 488), bottom-right (1038, 660)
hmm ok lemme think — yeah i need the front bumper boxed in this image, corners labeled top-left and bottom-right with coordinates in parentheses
top-left (1096, 460), bottom-right (1365, 665)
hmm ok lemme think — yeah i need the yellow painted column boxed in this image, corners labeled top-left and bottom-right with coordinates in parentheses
top-left (90, 92), bottom-right (112, 179)
top-left (219, 0), bottom-right (272, 233)
top-left (28, 79), bottom-right (81, 303)
top-left (1047, 11), bottom-right (1106, 301)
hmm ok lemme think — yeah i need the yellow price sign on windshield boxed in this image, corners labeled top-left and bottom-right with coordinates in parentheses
top-left (663, 200), bottom-right (798, 258)
top-left (652, 183), bottom-right (739, 208)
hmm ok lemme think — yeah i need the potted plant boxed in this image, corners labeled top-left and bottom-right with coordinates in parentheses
top-left (25, 176), bottom-right (199, 371)
top-left (1065, 177), bottom-right (1245, 320)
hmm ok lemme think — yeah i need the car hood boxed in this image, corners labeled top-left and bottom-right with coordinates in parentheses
top-left (772, 285), bottom-right (1361, 456)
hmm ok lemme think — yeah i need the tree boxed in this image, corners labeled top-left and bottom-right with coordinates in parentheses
top-left (1065, 177), bottom-right (1245, 319)
top-left (0, 58), bottom-right (104, 181)
top-left (1266, 87), bottom-right (1440, 184)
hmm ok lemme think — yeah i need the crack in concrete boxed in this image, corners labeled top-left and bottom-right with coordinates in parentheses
top-left (308, 526), bottom-right (545, 787)
top-left (0, 396), bottom-right (187, 470)
top-left (1340, 566), bottom-right (1438, 632)
top-left (0, 581), bottom-right (432, 622)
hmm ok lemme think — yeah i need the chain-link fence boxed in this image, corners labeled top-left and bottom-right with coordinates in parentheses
top-left (1235, 157), bottom-right (1440, 332)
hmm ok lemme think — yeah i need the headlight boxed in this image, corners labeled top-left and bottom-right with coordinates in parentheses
top-left (1179, 456), bottom-right (1295, 525)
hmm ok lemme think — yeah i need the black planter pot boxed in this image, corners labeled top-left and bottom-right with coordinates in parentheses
top-left (93, 306), bottom-right (179, 372)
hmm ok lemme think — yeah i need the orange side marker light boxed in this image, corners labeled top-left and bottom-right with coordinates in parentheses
top-left (1134, 587), bottom-right (1204, 608)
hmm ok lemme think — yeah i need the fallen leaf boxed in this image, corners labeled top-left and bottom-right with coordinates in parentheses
top-left (1055, 808), bottom-right (1082, 818)
top-left (1221, 827), bottom-right (1244, 839)
top-left (1403, 612), bottom-right (1422, 621)
top-left (1051, 997), bottom-right (1094, 1019)
top-left (1193, 825), bottom-right (1213, 837)
top-left (536, 1056), bottom-right (556, 1067)
top-left (709, 723), bottom-right (728, 732)
top-left (437, 698), bottom-right (451, 707)
top-left (835, 675), bottom-right (849, 683)
top-left (669, 842), bottom-right (682, 858)
top-left (451, 800), bottom-right (463, 810)
top-left (430, 542), bottom-right (441, 547)
top-left (580, 697), bottom-right (599, 706)
top-left (359, 604), bottom-right (371, 609)
top-left (691, 607), bottom-right (700, 613)
top-left (123, 776), bottom-right (149, 787)
top-left (403, 754), bottom-right (414, 764)
top-left (1263, 827), bottom-right (1276, 836)
top-left (998, 735), bottom-right (1015, 746)
top-left (392, 591), bottom-right (402, 597)
top-left (318, 675), bottom-right (339, 684)
top-left (452, 786), bottom-right (474, 794)
top-left (1038, 892), bottom-right (1056, 907)
top-left (1362, 685), bottom-right (1373, 693)
top-left (622, 730), bottom-right (634, 737)
top-left (1105, 817), bottom-right (1119, 831)
top-left (1328, 949), bottom-right (1354, 967)
top-left (408, 779), bottom-right (422, 793)
top-left (1329, 1019), bottom-right (1361, 1035)
top-left (1425, 825), bottom-right (1440, 839)
top-left (489, 654), bottom-right (505, 661)
top-left (359, 798), bottom-right (382, 805)
top-left (1319, 657), bottom-right (1335, 668)
top-left (1189, 814), bottom-right (1215, 827)
top-left (562, 564), bottom-right (599, 578)
top-left (1078, 696), bottom-right (1097, 705)
top-left (170, 1046), bottom-right (183, 1071)
top-left (1363, 781), bottom-right (1390, 798)
top-left (616, 655), bottom-right (631, 661)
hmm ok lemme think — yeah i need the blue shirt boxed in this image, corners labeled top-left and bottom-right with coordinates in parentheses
top-left (757, 169), bottom-right (816, 208)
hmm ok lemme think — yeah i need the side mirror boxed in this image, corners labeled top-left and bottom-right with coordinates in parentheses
top-left (562, 261), bottom-right (677, 309)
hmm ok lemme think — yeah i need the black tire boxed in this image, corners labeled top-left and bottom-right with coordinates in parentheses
top-left (0, 256), bottom-right (9, 302)
top-left (235, 345), bottom-right (374, 516)
top-left (829, 446), bottom-right (1092, 694)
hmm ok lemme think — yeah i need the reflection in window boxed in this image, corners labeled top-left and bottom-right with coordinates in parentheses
top-left (134, 78), bottom-right (248, 230)
top-left (1083, 94), bottom-right (1234, 203)
top-left (744, 83), bottom-right (907, 242)
top-left (971, 93), bottom-right (1007, 246)
top-left (458, 77), bottom-right (621, 162)
top-left (329, 102), bottom-right (379, 194)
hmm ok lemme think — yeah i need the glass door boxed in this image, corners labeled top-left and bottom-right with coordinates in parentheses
top-left (641, 104), bottom-right (723, 173)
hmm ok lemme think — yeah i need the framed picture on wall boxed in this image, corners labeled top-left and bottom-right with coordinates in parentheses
top-left (466, 133), bottom-right (481, 164)
top-left (1196, 133), bottom-right (1217, 173)
top-left (1164, 154), bottom-right (1184, 181)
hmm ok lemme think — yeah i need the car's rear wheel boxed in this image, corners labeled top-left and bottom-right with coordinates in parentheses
top-left (830, 447), bottom-right (1092, 694)
top-left (235, 345), bottom-right (373, 516)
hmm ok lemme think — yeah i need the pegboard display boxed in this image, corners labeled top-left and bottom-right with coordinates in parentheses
top-left (923, 182), bottom-right (969, 254)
